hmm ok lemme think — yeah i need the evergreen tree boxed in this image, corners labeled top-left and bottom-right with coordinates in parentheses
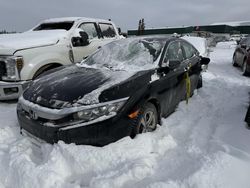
top-left (137, 18), bottom-right (145, 36)
top-left (137, 19), bottom-right (142, 35)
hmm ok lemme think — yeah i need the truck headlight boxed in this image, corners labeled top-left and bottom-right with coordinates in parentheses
top-left (73, 98), bottom-right (128, 121)
top-left (2, 56), bottom-right (24, 81)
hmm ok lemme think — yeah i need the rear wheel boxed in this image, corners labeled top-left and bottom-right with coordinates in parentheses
top-left (242, 60), bottom-right (250, 76)
top-left (131, 102), bottom-right (158, 137)
top-left (232, 55), bottom-right (238, 67)
top-left (197, 75), bottom-right (203, 89)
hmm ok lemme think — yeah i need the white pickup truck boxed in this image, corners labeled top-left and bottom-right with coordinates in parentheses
top-left (0, 17), bottom-right (121, 100)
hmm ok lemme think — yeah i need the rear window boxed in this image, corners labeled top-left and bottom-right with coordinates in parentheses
top-left (33, 22), bottom-right (74, 31)
top-left (99, 23), bottom-right (116, 38)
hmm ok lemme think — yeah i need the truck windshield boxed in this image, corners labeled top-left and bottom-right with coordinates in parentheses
top-left (33, 22), bottom-right (74, 31)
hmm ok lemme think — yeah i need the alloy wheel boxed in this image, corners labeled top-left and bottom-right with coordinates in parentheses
top-left (138, 104), bottom-right (157, 133)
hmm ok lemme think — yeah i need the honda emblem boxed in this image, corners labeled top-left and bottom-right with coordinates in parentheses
top-left (29, 109), bottom-right (38, 120)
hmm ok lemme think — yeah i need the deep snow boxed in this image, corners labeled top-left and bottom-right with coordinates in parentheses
top-left (0, 41), bottom-right (250, 188)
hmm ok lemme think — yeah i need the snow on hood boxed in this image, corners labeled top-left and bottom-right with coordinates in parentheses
top-left (76, 68), bottom-right (135, 105)
top-left (182, 36), bottom-right (208, 57)
top-left (0, 30), bottom-right (67, 53)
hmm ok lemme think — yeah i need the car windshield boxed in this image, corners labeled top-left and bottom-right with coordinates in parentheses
top-left (81, 38), bottom-right (165, 71)
top-left (33, 22), bottom-right (74, 31)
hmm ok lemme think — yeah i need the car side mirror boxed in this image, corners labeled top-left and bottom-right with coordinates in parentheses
top-left (200, 57), bottom-right (210, 65)
top-left (241, 44), bottom-right (247, 49)
top-left (169, 60), bottom-right (181, 70)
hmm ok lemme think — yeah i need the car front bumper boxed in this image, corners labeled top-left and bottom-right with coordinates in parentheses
top-left (17, 107), bottom-right (134, 146)
top-left (0, 80), bottom-right (30, 100)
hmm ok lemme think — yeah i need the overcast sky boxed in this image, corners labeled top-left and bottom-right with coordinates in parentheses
top-left (1, 0), bottom-right (250, 32)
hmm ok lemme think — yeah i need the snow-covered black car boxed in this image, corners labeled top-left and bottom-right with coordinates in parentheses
top-left (232, 37), bottom-right (250, 76)
top-left (17, 36), bottom-right (210, 146)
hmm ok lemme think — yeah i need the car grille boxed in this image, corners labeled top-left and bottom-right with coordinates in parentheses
top-left (0, 60), bottom-right (7, 81)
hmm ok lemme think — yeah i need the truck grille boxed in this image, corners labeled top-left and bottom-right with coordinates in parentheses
top-left (0, 60), bottom-right (7, 81)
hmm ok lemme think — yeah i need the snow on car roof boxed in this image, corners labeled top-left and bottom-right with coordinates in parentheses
top-left (42, 17), bottom-right (113, 24)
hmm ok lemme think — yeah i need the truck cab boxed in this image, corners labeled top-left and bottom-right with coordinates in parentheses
top-left (0, 17), bottom-right (121, 100)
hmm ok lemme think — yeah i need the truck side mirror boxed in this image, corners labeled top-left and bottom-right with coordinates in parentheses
top-left (71, 31), bottom-right (90, 47)
top-left (79, 31), bottom-right (89, 46)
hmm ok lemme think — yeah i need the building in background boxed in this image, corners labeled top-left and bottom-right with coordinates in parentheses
top-left (127, 21), bottom-right (250, 36)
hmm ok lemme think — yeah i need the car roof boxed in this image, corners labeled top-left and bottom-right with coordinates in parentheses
top-left (41, 17), bottom-right (113, 24)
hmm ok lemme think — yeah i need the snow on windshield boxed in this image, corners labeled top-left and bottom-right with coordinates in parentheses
top-left (80, 38), bottom-right (164, 71)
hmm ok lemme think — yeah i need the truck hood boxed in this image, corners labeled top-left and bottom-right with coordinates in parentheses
top-left (23, 65), bottom-right (135, 108)
top-left (0, 30), bottom-right (67, 55)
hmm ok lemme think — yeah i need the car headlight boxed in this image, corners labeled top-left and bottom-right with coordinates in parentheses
top-left (73, 97), bottom-right (128, 122)
top-left (2, 56), bottom-right (24, 81)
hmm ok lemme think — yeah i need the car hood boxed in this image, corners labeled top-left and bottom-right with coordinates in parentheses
top-left (0, 30), bottom-right (67, 55)
top-left (23, 65), bottom-right (145, 109)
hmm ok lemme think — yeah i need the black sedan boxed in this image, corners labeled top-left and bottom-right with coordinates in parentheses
top-left (232, 37), bottom-right (250, 76)
top-left (17, 36), bottom-right (210, 146)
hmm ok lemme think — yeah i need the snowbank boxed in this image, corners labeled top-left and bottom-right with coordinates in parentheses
top-left (0, 42), bottom-right (250, 188)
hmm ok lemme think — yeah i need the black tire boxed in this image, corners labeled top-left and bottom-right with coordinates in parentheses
top-left (232, 55), bottom-right (238, 67)
top-left (245, 104), bottom-right (250, 128)
top-left (242, 60), bottom-right (250, 76)
top-left (197, 75), bottom-right (203, 89)
top-left (131, 102), bottom-right (158, 137)
top-left (33, 64), bottom-right (61, 79)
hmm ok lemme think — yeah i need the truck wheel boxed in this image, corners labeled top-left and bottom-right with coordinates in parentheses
top-left (33, 64), bottom-right (61, 79)
top-left (131, 102), bottom-right (158, 138)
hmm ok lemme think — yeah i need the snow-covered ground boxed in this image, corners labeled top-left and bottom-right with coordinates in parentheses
top-left (0, 41), bottom-right (250, 188)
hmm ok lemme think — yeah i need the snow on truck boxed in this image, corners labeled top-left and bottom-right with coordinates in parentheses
top-left (0, 17), bottom-right (121, 100)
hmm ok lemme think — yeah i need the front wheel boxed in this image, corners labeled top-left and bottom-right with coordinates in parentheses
top-left (131, 102), bottom-right (158, 137)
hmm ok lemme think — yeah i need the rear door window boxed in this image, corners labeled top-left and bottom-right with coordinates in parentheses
top-left (99, 23), bottom-right (116, 38)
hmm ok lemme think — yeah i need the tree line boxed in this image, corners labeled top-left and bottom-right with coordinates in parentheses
top-left (0, 30), bottom-right (16, 34)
